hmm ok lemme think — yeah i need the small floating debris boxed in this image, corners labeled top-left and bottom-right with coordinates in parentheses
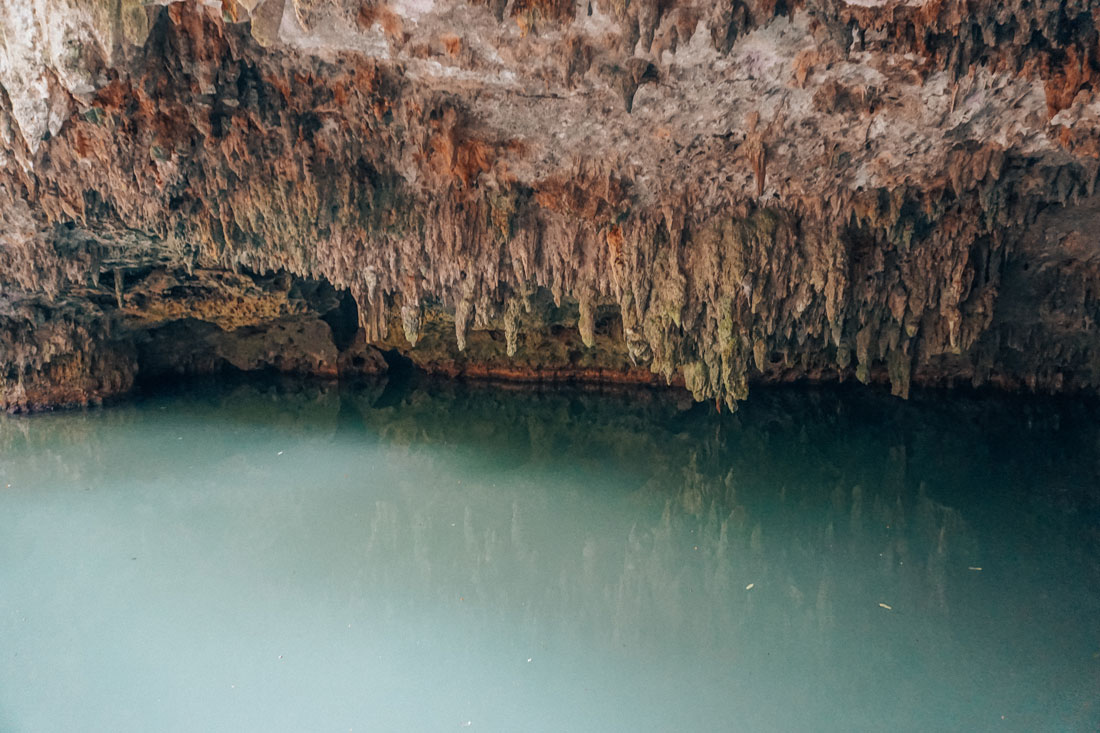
top-left (460, 722), bottom-right (472, 728)
top-left (745, 583), bottom-right (755, 590)
top-left (878, 603), bottom-right (893, 610)
top-left (968, 566), bottom-right (982, 571)
top-left (527, 658), bottom-right (532, 663)
top-left (277, 451), bottom-right (284, 456)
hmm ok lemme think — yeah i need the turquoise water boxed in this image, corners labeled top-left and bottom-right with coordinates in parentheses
top-left (1, 378), bottom-right (1098, 732)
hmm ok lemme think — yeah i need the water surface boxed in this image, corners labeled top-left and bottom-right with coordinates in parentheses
top-left (2, 379), bottom-right (1098, 731)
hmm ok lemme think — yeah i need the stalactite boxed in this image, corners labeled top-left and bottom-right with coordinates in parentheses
top-left (504, 298), bottom-right (521, 357)
top-left (2, 0), bottom-right (1100, 411)
top-left (401, 301), bottom-right (421, 347)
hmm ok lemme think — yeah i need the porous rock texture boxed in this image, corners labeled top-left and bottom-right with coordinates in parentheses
top-left (1, 0), bottom-right (1099, 410)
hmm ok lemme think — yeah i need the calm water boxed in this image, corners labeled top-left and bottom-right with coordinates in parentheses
top-left (1, 378), bottom-right (1098, 732)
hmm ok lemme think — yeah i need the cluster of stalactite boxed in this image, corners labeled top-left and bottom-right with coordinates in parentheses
top-left (1, 0), bottom-right (1099, 410)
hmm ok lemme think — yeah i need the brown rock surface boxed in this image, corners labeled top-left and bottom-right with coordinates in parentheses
top-left (1, 0), bottom-right (1099, 410)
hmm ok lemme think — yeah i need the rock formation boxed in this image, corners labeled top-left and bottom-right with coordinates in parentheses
top-left (1, 0), bottom-right (1099, 410)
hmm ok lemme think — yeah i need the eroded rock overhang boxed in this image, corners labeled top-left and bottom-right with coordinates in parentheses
top-left (1, 0), bottom-right (1099, 411)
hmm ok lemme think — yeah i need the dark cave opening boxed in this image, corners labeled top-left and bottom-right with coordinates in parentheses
top-left (321, 288), bottom-right (361, 352)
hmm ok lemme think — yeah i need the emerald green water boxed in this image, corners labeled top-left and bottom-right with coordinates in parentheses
top-left (1, 379), bottom-right (1098, 731)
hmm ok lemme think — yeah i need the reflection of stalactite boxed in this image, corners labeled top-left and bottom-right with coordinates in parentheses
top-left (105, 379), bottom-right (1095, 665)
top-left (850, 484), bottom-right (863, 535)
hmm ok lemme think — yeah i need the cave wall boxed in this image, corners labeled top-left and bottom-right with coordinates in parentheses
top-left (1, 0), bottom-right (1099, 410)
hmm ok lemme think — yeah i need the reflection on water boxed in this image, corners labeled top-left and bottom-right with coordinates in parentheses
top-left (1, 378), bottom-right (1098, 731)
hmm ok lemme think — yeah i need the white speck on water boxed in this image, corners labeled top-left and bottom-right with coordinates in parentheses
top-left (277, 451), bottom-right (284, 456)
top-left (879, 603), bottom-right (893, 610)
top-left (745, 583), bottom-right (754, 590)
top-left (968, 566), bottom-right (982, 571)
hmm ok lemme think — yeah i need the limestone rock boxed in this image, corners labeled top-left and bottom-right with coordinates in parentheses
top-left (2, 0), bottom-right (1100, 410)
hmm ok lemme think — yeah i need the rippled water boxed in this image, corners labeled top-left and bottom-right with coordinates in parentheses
top-left (1, 378), bottom-right (1098, 732)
